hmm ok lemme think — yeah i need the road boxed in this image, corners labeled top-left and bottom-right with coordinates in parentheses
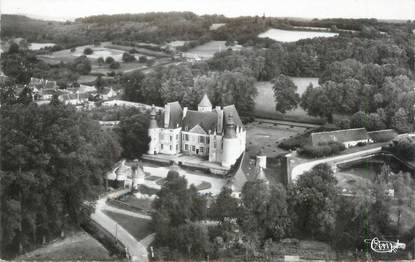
top-left (91, 191), bottom-right (151, 262)
top-left (290, 147), bottom-right (382, 182)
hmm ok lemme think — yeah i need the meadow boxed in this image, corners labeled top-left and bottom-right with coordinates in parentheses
top-left (254, 77), bottom-right (321, 123)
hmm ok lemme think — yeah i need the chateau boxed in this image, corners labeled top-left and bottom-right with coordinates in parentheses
top-left (148, 94), bottom-right (246, 168)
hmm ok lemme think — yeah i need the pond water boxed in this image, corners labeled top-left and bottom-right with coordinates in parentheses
top-left (29, 43), bottom-right (56, 50)
top-left (258, 28), bottom-right (339, 42)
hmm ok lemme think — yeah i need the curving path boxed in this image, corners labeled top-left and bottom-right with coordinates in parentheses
top-left (91, 192), bottom-right (151, 262)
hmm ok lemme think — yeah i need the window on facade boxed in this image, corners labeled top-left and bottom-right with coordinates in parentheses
top-left (170, 136), bottom-right (172, 141)
top-left (192, 145), bottom-right (195, 152)
top-left (185, 144), bottom-right (188, 151)
top-left (200, 147), bottom-right (204, 153)
top-left (207, 137), bottom-right (210, 144)
top-left (184, 134), bottom-right (189, 141)
top-left (161, 144), bottom-right (164, 150)
top-left (170, 145), bottom-right (172, 151)
top-left (199, 136), bottom-right (205, 143)
top-left (176, 144), bottom-right (178, 151)
top-left (207, 148), bottom-right (209, 154)
top-left (176, 134), bottom-right (179, 140)
top-left (214, 141), bottom-right (217, 148)
top-left (160, 134), bottom-right (164, 140)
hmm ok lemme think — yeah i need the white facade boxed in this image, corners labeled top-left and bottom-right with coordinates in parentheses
top-left (147, 96), bottom-right (245, 167)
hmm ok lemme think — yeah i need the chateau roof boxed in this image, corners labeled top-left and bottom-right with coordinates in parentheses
top-left (182, 110), bottom-right (217, 133)
top-left (311, 128), bottom-right (369, 146)
top-left (160, 101), bottom-right (183, 129)
top-left (223, 105), bottom-right (244, 131)
top-left (198, 94), bottom-right (212, 107)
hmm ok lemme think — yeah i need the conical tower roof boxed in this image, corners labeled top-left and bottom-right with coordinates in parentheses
top-left (198, 94), bottom-right (212, 107)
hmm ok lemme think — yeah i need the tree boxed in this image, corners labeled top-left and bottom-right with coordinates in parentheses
top-left (1, 103), bottom-right (120, 256)
top-left (72, 55), bottom-right (91, 75)
top-left (391, 108), bottom-right (412, 133)
top-left (122, 52), bottom-right (136, 62)
top-left (121, 71), bottom-right (145, 102)
top-left (301, 82), bottom-right (336, 123)
top-left (152, 170), bottom-right (208, 253)
top-left (160, 64), bottom-right (194, 104)
top-left (109, 61), bottom-right (120, 69)
top-left (95, 75), bottom-right (105, 94)
top-left (176, 222), bottom-right (211, 258)
top-left (97, 57), bottom-right (105, 66)
top-left (272, 74), bottom-right (300, 113)
top-left (115, 112), bottom-right (150, 159)
top-left (138, 56), bottom-right (148, 63)
top-left (209, 187), bottom-right (239, 221)
top-left (350, 111), bottom-right (370, 129)
top-left (83, 47), bottom-right (93, 55)
top-left (105, 56), bottom-right (115, 64)
top-left (290, 164), bottom-right (338, 240)
top-left (240, 181), bottom-right (290, 241)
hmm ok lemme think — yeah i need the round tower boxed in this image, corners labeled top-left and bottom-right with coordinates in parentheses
top-left (148, 105), bottom-right (160, 155)
top-left (222, 113), bottom-right (240, 168)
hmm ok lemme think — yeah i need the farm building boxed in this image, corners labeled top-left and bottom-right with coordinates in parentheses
top-left (311, 128), bottom-right (372, 148)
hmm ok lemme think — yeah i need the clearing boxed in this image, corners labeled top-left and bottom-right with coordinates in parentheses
top-left (183, 41), bottom-right (241, 60)
top-left (254, 78), bottom-right (321, 123)
top-left (258, 28), bottom-right (339, 42)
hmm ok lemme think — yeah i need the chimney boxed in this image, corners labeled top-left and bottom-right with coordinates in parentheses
top-left (164, 103), bottom-right (170, 128)
top-left (183, 107), bottom-right (188, 119)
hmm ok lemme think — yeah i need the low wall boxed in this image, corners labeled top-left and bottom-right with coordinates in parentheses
top-left (289, 147), bottom-right (382, 182)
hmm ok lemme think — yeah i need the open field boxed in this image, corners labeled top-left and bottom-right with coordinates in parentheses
top-left (254, 78), bottom-right (321, 123)
top-left (103, 210), bottom-right (152, 241)
top-left (259, 28), bottom-right (339, 42)
top-left (17, 231), bottom-right (112, 261)
top-left (245, 121), bottom-right (307, 157)
top-left (183, 41), bottom-right (241, 59)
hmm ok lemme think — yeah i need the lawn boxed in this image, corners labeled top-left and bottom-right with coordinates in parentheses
top-left (245, 121), bottom-right (307, 157)
top-left (254, 79), bottom-right (322, 123)
top-left (258, 28), bottom-right (338, 42)
top-left (103, 210), bottom-right (152, 241)
top-left (17, 231), bottom-right (112, 261)
top-left (118, 193), bottom-right (153, 211)
top-left (183, 41), bottom-right (241, 59)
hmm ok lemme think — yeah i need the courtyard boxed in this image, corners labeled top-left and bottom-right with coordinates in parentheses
top-left (245, 120), bottom-right (307, 158)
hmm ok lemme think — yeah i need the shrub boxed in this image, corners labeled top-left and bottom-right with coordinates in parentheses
top-left (109, 61), bottom-right (120, 69)
top-left (83, 47), bottom-right (93, 55)
top-left (122, 52), bottom-right (136, 62)
top-left (139, 56), bottom-right (148, 63)
top-left (298, 141), bottom-right (346, 158)
top-left (105, 56), bottom-right (115, 64)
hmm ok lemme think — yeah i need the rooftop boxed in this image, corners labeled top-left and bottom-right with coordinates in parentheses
top-left (311, 128), bottom-right (369, 146)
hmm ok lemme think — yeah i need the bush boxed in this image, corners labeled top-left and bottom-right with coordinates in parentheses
top-left (109, 61), bottom-right (120, 69)
top-left (298, 141), bottom-right (346, 158)
top-left (122, 52), bottom-right (136, 62)
top-left (138, 56), bottom-right (148, 63)
top-left (83, 47), bottom-right (93, 55)
top-left (105, 56), bottom-right (115, 64)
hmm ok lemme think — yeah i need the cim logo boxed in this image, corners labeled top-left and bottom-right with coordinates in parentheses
top-left (364, 237), bottom-right (406, 253)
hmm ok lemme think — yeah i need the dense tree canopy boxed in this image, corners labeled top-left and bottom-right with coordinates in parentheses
top-left (0, 102), bottom-right (121, 257)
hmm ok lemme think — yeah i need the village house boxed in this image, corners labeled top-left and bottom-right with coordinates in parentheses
top-left (148, 95), bottom-right (246, 168)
